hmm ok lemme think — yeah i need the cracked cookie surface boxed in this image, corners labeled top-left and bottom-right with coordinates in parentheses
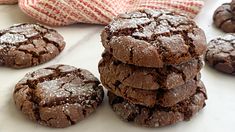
top-left (99, 52), bottom-right (203, 90)
top-left (108, 84), bottom-right (207, 127)
top-left (13, 64), bottom-right (104, 128)
top-left (0, 23), bottom-right (65, 68)
top-left (101, 73), bottom-right (202, 107)
top-left (205, 34), bottom-right (235, 75)
top-left (101, 9), bottom-right (207, 68)
top-left (213, 3), bottom-right (235, 33)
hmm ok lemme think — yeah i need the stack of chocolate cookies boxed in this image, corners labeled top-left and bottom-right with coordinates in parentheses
top-left (99, 9), bottom-right (208, 127)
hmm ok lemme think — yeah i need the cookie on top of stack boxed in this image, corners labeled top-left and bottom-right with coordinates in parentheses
top-left (98, 9), bottom-right (208, 127)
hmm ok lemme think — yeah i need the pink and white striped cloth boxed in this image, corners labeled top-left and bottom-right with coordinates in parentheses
top-left (1, 0), bottom-right (204, 26)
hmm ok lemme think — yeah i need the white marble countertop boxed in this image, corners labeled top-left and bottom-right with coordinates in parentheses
top-left (0, 0), bottom-right (234, 132)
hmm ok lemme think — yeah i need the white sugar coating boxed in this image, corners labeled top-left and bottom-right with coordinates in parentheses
top-left (107, 9), bottom-right (195, 42)
top-left (127, 11), bottom-right (147, 18)
top-left (10, 26), bottom-right (39, 38)
top-left (11, 23), bottom-right (47, 33)
top-left (0, 33), bottom-right (27, 44)
top-left (17, 65), bottom-right (102, 108)
top-left (22, 30), bottom-right (39, 38)
top-left (32, 24), bottom-right (48, 33)
top-left (118, 12), bottom-right (147, 20)
top-left (109, 10), bottom-right (184, 34)
top-left (10, 24), bottom-right (34, 33)
top-left (220, 34), bottom-right (235, 41)
top-left (37, 79), bottom-right (70, 104)
top-left (144, 9), bottom-right (163, 18)
top-left (35, 75), bottom-right (97, 106)
top-left (58, 65), bottom-right (77, 73)
top-left (211, 35), bottom-right (235, 52)
top-left (109, 17), bottom-right (151, 33)
top-left (155, 20), bottom-right (171, 34)
top-left (29, 68), bottom-right (54, 80)
top-left (132, 22), bottom-right (156, 38)
top-left (44, 31), bottom-right (63, 43)
top-left (62, 83), bottom-right (95, 99)
top-left (159, 14), bottom-right (189, 26)
top-left (211, 40), bottom-right (234, 52)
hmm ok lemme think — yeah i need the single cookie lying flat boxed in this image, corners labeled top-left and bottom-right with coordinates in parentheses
top-left (101, 74), bottom-right (202, 107)
top-left (13, 64), bottom-right (104, 128)
top-left (0, 23), bottom-right (65, 68)
top-left (205, 34), bottom-right (235, 75)
top-left (213, 3), bottom-right (235, 33)
top-left (108, 85), bottom-right (207, 127)
top-left (99, 52), bottom-right (203, 90)
top-left (101, 9), bottom-right (207, 68)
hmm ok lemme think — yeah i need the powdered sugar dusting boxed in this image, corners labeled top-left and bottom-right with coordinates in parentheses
top-left (110, 17), bottom-right (151, 33)
top-left (107, 9), bottom-right (195, 41)
top-left (58, 65), bottom-right (77, 73)
top-left (30, 69), bottom-right (54, 80)
top-left (0, 33), bottom-right (27, 44)
top-left (18, 65), bottom-right (103, 108)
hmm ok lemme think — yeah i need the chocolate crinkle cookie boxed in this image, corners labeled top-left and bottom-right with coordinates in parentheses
top-left (205, 34), bottom-right (235, 75)
top-left (101, 9), bottom-right (207, 68)
top-left (13, 64), bottom-right (104, 128)
top-left (99, 51), bottom-right (203, 90)
top-left (0, 23), bottom-right (65, 68)
top-left (213, 3), bottom-right (235, 33)
top-left (102, 74), bottom-right (202, 107)
top-left (108, 83), bottom-right (207, 128)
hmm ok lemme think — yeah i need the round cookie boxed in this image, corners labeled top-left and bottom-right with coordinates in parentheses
top-left (0, 23), bottom-right (65, 68)
top-left (205, 34), bottom-right (235, 75)
top-left (108, 85), bottom-right (207, 127)
top-left (101, 9), bottom-right (207, 68)
top-left (99, 52), bottom-right (203, 90)
top-left (101, 74), bottom-right (202, 107)
top-left (213, 3), bottom-right (235, 33)
top-left (13, 64), bottom-right (104, 128)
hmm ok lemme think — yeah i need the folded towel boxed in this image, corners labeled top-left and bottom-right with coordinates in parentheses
top-left (4, 0), bottom-right (204, 26)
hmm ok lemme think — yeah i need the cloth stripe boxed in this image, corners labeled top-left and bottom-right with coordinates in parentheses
top-left (3, 0), bottom-right (204, 26)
